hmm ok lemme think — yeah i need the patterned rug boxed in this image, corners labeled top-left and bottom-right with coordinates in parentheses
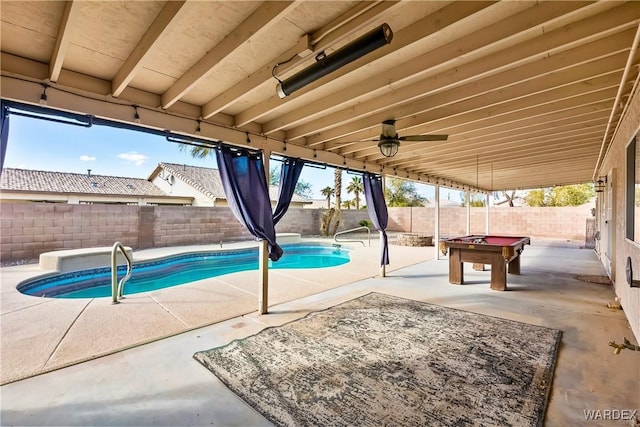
top-left (194, 292), bottom-right (562, 427)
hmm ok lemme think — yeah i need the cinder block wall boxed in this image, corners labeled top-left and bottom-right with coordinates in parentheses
top-left (389, 206), bottom-right (592, 243)
top-left (150, 206), bottom-right (252, 248)
top-left (0, 203), bottom-right (139, 262)
top-left (0, 202), bottom-right (592, 263)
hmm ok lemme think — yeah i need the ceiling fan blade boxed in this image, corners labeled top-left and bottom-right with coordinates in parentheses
top-left (400, 134), bottom-right (448, 141)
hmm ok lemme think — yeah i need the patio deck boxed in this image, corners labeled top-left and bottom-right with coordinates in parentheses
top-left (1, 244), bottom-right (638, 426)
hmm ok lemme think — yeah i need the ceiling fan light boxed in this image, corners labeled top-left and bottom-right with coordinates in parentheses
top-left (379, 140), bottom-right (399, 157)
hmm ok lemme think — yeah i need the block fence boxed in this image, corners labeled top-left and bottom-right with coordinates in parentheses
top-left (0, 202), bottom-right (593, 263)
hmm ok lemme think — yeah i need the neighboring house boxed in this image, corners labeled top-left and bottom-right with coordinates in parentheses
top-left (0, 168), bottom-right (193, 206)
top-left (149, 162), bottom-right (311, 208)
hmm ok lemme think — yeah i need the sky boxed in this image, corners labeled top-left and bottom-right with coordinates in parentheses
top-left (4, 114), bottom-right (462, 202)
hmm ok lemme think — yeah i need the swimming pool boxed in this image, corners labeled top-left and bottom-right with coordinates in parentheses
top-left (18, 243), bottom-right (350, 299)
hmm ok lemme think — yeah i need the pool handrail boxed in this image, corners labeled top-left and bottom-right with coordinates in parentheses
top-left (334, 226), bottom-right (370, 247)
top-left (111, 242), bottom-right (133, 304)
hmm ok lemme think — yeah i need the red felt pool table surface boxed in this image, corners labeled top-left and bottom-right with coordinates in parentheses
top-left (444, 235), bottom-right (528, 246)
top-left (439, 235), bottom-right (531, 291)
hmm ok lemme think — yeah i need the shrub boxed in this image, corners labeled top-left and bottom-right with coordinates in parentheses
top-left (359, 219), bottom-right (372, 229)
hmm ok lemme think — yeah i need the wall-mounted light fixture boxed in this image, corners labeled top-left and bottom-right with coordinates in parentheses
top-left (595, 177), bottom-right (606, 193)
top-left (275, 24), bottom-right (393, 98)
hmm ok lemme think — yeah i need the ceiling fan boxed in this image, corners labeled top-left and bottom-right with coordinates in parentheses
top-left (374, 119), bottom-right (448, 157)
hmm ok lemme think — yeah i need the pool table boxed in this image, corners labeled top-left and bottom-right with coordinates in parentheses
top-left (439, 235), bottom-right (530, 291)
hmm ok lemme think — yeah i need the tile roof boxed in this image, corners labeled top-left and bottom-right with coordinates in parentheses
top-left (158, 162), bottom-right (310, 203)
top-left (0, 168), bottom-right (167, 196)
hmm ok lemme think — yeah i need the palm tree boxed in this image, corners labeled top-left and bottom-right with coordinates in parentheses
top-left (320, 186), bottom-right (334, 209)
top-left (342, 199), bottom-right (354, 210)
top-left (331, 169), bottom-right (343, 235)
top-left (347, 176), bottom-right (363, 210)
top-left (334, 169), bottom-right (342, 209)
top-left (178, 144), bottom-right (213, 159)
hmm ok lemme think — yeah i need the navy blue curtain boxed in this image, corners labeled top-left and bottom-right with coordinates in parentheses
top-left (273, 157), bottom-right (305, 226)
top-left (216, 146), bottom-right (283, 261)
top-left (364, 173), bottom-right (389, 266)
top-left (1, 102), bottom-right (9, 176)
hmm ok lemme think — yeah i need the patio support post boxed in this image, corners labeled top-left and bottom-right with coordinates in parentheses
top-left (215, 146), bottom-right (282, 316)
top-left (434, 184), bottom-right (440, 260)
top-left (380, 173), bottom-right (386, 278)
top-left (259, 239), bottom-right (269, 314)
top-left (485, 193), bottom-right (490, 234)
top-left (466, 190), bottom-right (471, 235)
top-left (0, 102), bottom-right (9, 175)
top-left (259, 151), bottom-right (270, 314)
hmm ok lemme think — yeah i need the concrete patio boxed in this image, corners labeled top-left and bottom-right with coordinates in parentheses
top-left (0, 237), bottom-right (429, 385)
top-left (1, 244), bottom-right (638, 426)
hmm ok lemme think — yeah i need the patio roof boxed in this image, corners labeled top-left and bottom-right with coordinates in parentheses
top-left (1, 1), bottom-right (639, 191)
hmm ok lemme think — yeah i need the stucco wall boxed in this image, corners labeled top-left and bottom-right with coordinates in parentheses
top-left (597, 79), bottom-right (640, 340)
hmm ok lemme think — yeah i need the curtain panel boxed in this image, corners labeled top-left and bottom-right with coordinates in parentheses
top-left (363, 172), bottom-right (390, 266)
top-left (216, 146), bottom-right (283, 261)
top-left (273, 157), bottom-right (305, 225)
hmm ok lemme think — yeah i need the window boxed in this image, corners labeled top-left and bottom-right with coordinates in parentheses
top-left (626, 136), bottom-right (640, 242)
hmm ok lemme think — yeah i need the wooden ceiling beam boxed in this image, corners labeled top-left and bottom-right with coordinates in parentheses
top-left (233, 1), bottom-right (496, 127)
top-left (273, 1), bottom-right (612, 138)
top-left (340, 102), bottom-right (611, 158)
top-left (432, 156), bottom-right (596, 178)
top-left (362, 110), bottom-right (610, 162)
top-left (400, 139), bottom-right (601, 172)
top-left (379, 129), bottom-right (603, 169)
top-left (286, 2), bottom-right (639, 143)
top-left (262, 0), bottom-right (550, 135)
top-left (305, 31), bottom-right (631, 146)
top-left (334, 92), bottom-right (614, 155)
top-left (367, 117), bottom-right (608, 166)
top-left (423, 157), bottom-right (596, 191)
top-left (112, 1), bottom-right (187, 97)
top-left (320, 71), bottom-right (620, 156)
top-left (201, 1), bottom-right (404, 120)
top-left (161, 1), bottom-right (297, 109)
top-left (49, 0), bottom-right (81, 82)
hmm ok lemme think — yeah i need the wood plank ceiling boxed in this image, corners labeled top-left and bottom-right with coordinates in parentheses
top-left (1, 1), bottom-right (639, 191)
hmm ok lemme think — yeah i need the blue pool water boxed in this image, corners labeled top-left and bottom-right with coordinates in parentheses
top-left (18, 244), bottom-right (350, 299)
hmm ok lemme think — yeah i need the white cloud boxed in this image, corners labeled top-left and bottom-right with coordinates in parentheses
top-left (80, 155), bottom-right (96, 161)
top-left (117, 152), bottom-right (149, 166)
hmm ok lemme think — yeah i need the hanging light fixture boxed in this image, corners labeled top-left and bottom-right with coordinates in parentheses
top-left (377, 119), bottom-right (399, 157)
top-left (39, 84), bottom-right (48, 106)
top-left (275, 24), bottom-right (393, 98)
top-left (378, 139), bottom-right (399, 157)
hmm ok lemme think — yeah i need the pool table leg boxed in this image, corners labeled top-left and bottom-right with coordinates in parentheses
top-left (508, 255), bottom-right (521, 275)
top-left (490, 258), bottom-right (507, 291)
top-left (449, 248), bottom-right (463, 284)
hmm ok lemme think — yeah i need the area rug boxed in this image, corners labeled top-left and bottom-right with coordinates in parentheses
top-left (194, 292), bottom-right (562, 427)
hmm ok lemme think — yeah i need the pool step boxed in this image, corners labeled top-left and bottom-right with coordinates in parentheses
top-left (40, 246), bottom-right (133, 273)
